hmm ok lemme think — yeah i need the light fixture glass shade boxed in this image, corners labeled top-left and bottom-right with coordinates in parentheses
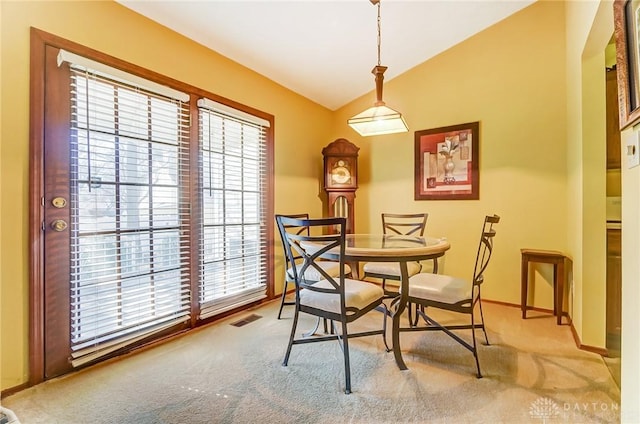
top-left (347, 104), bottom-right (409, 136)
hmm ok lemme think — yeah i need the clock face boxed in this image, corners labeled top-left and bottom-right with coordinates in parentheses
top-left (331, 160), bottom-right (351, 185)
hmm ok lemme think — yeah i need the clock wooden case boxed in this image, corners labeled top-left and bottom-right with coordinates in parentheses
top-left (322, 138), bottom-right (359, 234)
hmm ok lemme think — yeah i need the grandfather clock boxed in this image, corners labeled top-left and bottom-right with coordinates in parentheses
top-left (322, 138), bottom-right (359, 234)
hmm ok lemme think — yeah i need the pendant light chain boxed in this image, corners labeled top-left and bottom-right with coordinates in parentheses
top-left (376, 1), bottom-right (382, 67)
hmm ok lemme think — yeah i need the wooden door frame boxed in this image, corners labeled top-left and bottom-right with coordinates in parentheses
top-left (29, 27), bottom-right (48, 387)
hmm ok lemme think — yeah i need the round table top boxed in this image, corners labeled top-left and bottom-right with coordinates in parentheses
top-left (343, 234), bottom-right (450, 258)
top-left (301, 233), bottom-right (450, 261)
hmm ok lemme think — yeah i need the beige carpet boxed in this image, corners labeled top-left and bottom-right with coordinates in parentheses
top-left (2, 301), bottom-right (620, 423)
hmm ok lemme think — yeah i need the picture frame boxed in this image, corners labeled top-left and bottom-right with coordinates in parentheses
top-left (414, 121), bottom-right (479, 200)
top-left (614, 0), bottom-right (640, 130)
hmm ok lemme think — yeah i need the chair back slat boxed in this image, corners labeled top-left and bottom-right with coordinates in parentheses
top-left (276, 216), bottom-right (348, 296)
top-left (473, 214), bottom-right (500, 286)
top-left (275, 213), bottom-right (310, 268)
top-left (382, 213), bottom-right (428, 236)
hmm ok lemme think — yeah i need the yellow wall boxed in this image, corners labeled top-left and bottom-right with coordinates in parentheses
top-left (605, 40), bottom-right (622, 196)
top-left (335, 1), bottom-right (569, 310)
top-left (565, 0), bottom-right (612, 350)
top-left (581, 50), bottom-right (608, 348)
top-left (0, 0), bottom-right (331, 390)
top-left (0, 0), bottom-right (4, 399)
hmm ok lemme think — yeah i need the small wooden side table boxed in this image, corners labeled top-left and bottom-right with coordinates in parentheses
top-left (521, 248), bottom-right (568, 325)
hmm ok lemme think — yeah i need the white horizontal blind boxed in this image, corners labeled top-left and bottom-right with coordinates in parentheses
top-left (58, 50), bottom-right (189, 102)
top-left (68, 66), bottom-right (192, 366)
top-left (198, 99), bottom-right (268, 318)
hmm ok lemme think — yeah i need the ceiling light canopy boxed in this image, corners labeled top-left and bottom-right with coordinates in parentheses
top-left (348, 0), bottom-right (408, 137)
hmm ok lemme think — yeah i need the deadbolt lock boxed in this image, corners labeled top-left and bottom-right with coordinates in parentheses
top-left (52, 197), bottom-right (67, 208)
top-left (51, 219), bottom-right (68, 232)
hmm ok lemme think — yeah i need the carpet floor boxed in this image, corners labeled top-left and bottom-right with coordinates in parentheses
top-left (2, 301), bottom-right (620, 423)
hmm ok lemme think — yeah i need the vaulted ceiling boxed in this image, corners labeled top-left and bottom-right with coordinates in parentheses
top-left (118, 0), bottom-right (536, 110)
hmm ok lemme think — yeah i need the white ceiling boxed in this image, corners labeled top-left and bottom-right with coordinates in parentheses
top-left (117, 0), bottom-right (536, 111)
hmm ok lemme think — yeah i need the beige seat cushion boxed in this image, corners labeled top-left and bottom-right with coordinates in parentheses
top-left (300, 279), bottom-right (384, 314)
top-left (407, 273), bottom-right (472, 305)
top-left (288, 261), bottom-right (351, 282)
top-left (362, 261), bottom-right (421, 278)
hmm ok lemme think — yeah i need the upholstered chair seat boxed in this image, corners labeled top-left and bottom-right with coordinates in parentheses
top-left (362, 261), bottom-right (421, 279)
top-left (407, 273), bottom-right (473, 305)
top-left (301, 279), bottom-right (384, 315)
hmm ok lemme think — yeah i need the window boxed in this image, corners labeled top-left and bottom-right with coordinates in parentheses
top-left (32, 30), bottom-right (274, 380)
top-left (198, 99), bottom-right (270, 318)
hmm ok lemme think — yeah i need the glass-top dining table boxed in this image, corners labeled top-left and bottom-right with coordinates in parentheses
top-left (302, 233), bottom-right (451, 370)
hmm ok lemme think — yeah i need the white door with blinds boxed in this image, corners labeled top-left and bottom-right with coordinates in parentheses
top-left (42, 48), bottom-right (269, 377)
top-left (62, 51), bottom-right (192, 367)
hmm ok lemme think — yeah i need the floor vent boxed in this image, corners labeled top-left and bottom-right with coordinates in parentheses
top-left (230, 314), bottom-right (262, 327)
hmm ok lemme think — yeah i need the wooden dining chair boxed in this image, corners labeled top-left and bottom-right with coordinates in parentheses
top-left (276, 215), bottom-right (388, 394)
top-left (275, 213), bottom-right (350, 319)
top-left (402, 214), bottom-right (499, 377)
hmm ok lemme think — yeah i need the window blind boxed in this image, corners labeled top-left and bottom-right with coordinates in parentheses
top-left (67, 64), bottom-right (192, 367)
top-left (58, 49), bottom-right (189, 102)
top-left (197, 98), bottom-right (268, 319)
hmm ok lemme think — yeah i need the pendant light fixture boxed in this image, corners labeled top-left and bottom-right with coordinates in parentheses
top-left (348, 0), bottom-right (408, 137)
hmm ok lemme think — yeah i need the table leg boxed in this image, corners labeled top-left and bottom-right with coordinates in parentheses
top-left (302, 317), bottom-right (322, 338)
top-left (521, 256), bottom-right (528, 319)
top-left (556, 259), bottom-right (565, 325)
top-left (348, 261), bottom-right (359, 279)
top-left (553, 264), bottom-right (558, 316)
top-left (392, 261), bottom-right (409, 370)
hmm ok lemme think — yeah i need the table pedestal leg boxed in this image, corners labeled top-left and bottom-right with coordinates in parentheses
top-left (392, 262), bottom-right (409, 370)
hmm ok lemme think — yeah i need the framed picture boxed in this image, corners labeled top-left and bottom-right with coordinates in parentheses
top-left (414, 121), bottom-right (479, 200)
top-left (614, 0), bottom-right (640, 129)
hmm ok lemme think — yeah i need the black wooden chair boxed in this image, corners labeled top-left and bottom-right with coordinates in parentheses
top-left (275, 213), bottom-right (350, 319)
top-left (401, 214), bottom-right (500, 378)
top-left (276, 215), bottom-right (388, 394)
